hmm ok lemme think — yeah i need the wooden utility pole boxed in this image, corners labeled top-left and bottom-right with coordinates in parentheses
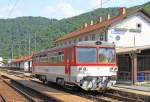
top-left (34, 32), bottom-right (37, 52)
top-left (28, 32), bottom-right (31, 55)
top-left (101, 0), bottom-right (103, 8)
top-left (11, 43), bottom-right (14, 59)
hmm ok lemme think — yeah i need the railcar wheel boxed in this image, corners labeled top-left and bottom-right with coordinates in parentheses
top-left (56, 78), bottom-right (65, 86)
top-left (40, 75), bottom-right (47, 84)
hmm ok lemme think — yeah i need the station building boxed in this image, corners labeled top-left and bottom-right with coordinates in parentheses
top-left (56, 8), bottom-right (150, 84)
top-left (11, 54), bottom-right (33, 72)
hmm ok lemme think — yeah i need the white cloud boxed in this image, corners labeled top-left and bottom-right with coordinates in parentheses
top-left (41, 2), bottom-right (83, 19)
top-left (90, 0), bottom-right (103, 8)
top-left (0, 6), bottom-right (23, 19)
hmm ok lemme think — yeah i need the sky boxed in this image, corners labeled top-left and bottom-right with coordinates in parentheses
top-left (0, 0), bottom-right (149, 19)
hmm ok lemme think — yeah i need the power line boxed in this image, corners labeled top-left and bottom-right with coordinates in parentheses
top-left (83, 0), bottom-right (112, 13)
top-left (7, 0), bottom-right (12, 7)
top-left (7, 0), bottom-right (20, 18)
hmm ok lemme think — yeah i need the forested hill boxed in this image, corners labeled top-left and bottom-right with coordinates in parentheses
top-left (0, 1), bottom-right (150, 59)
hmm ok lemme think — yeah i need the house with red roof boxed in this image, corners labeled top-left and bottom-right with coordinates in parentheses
top-left (55, 8), bottom-right (150, 84)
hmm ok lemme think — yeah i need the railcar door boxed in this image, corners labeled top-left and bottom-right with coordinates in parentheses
top-left (65, 48), bottom-right (71, 81)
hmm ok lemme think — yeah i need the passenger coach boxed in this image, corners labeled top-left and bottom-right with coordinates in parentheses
top-left (32, 41), bottom-right (118, 90)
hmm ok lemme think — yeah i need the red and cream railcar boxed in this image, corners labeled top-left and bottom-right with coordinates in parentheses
top-left (32, 41), bottom-right (118, 90)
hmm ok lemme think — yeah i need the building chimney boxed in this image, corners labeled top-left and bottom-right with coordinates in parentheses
top-left (97, 16), bottom-right (102, 23)
top-left (107, 14), bottom-right (111, 20)
top-left (84, 23), bottom-right (88, 27)
top-left (99, 16), bottom-right (102, 23)
top-left (90, 20), bottom-right (94, 25)
top-left (119, 7), bottom-right (126, 15)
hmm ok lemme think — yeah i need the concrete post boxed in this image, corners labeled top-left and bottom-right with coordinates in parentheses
top-left (132, 53), bottom-right (137, 84)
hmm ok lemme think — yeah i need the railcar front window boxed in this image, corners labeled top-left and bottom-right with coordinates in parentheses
top-left (77, 48), bottom-right (97, 63)
top-left (98, 48), bottom-right (115, 63)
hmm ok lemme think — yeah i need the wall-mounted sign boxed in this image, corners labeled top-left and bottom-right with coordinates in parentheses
top-left (129, 29), bottom-right (141, 33)
top-left (111, 28), bottom-right (141, 34)
top-left (111, 28), bottom-right (127, 34)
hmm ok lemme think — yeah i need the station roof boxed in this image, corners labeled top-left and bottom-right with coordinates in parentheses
top-left (12, 54), bottom-right (33, 63)
top-left (56, 8), bottom-right (150, 43)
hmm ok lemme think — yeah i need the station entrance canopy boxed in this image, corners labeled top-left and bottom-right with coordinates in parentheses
top-left (116, 45), bottom-right (150, 55)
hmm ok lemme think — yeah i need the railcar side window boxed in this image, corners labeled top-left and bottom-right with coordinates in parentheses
top-left (39, 54), bottom-right (48, 63)
top-left (36, 56), bottom-right (40, 63)
top-left (72, 48), bottom-right (74, 63)
top-left (58, 51), bottom-right (64, 63)
top-left (77, 48), bottom-right (97, 63)
top-left (48, 51), bottom-right (64, 64)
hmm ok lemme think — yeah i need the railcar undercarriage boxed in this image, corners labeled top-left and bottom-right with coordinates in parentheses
top-left (79, 76), bottom-right (116, 90)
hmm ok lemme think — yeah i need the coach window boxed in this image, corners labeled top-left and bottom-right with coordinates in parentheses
top-left (36, 56), bottom-right (39, 63)
top-left (51, 56), bottom-right (54, 63)
top-left (58, 51), bottom-right (64, 63)
top-left (39, 55), bottom-right (42, 62)
top-left (41, 54), bottom-right (48, 63)
top-left (53, 55), bottom-right (58, 63)
top-left (48, 54), bottom-right (51, 63)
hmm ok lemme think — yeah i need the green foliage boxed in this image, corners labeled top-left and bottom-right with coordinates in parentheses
top-left (0, 2), bottom-right (149, 59)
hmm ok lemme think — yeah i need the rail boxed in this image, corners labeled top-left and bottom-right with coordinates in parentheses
top-left (0, 94), bottom-right (7, 102)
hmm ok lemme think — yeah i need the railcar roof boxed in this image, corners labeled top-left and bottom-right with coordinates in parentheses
top-left (35, 41), bottom-right (115, 55)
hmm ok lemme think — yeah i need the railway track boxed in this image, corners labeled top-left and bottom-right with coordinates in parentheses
top-left (0, 69), bottom-right (147, 102)
top-left (1, 75), bottom-right (58, 102)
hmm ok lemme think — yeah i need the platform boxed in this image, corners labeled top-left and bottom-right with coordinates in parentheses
top-left (115, 84), bottom-right (150, 92)
top-left (112, 84), bottom-right (150, 97)
top-left (0, 72), bottom-right (92, 102)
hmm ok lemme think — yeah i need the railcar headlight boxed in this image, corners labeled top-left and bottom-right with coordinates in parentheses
top-left (110, 67), bottom-right (113, 72)
top-left (83, 67), bottom-right (87, 71)
top-left (114, 67), bottom-right (118, 72)
top-left (79, 67), bottom-right (82, 71)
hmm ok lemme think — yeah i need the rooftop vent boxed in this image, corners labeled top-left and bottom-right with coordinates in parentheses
top-left (90, 20), bottom-right (94, 25)
top-left (119, 7), bottom-right (126, 15)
